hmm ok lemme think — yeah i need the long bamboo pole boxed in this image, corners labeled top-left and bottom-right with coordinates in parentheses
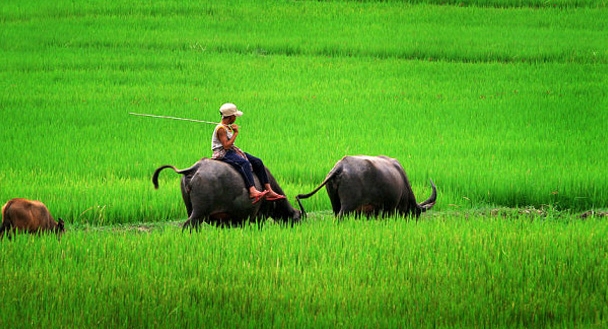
top-left (129, 112), bottom-right (219, 125)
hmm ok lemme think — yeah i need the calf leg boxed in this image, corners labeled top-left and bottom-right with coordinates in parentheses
top-left (0, 223), bottom-right (15, 240)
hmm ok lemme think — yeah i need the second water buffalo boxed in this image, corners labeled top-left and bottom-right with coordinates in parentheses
top-left (153, 158), bottom-right (301, 228)
top-left (1, 198), bottom-right (65, 238)
top-left (296, 155), bottom-right (437, 218)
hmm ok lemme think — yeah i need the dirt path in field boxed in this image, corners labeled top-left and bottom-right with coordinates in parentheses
top-left (68, 208), bottom-right (607, 234)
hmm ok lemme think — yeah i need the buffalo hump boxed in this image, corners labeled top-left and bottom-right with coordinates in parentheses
top-left (1, 198), bottom-right (65, 238)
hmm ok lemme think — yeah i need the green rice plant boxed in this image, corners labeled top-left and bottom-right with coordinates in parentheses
top-left (1, 0), bottom-right (606, 224)
top-left (2, 53), bottom-right (606, 222)
top-left (2, 1), bottom-right (606, 63)
top-left (1, 2), bottom-right (606, 328)
top-left (1, 213), bottom-right (606, 328)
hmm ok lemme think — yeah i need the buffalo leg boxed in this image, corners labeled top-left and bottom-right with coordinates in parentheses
top-left (182, 217), bottom-right (202, 232)
top-left (180, 176), bottom-right (193, 217)
top-left (182, 208), bottom-right (208, 232)
top-left (326, 187), bottom-right (342, 216)
top-left (337, 201), bottom-right (365, 219)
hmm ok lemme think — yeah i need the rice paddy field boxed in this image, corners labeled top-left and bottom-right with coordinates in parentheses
top-left (1, 0), bottom-right (607, 327)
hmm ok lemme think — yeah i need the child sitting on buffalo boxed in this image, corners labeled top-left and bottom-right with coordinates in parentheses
top-left (210, 103), bottom-right (286, 204)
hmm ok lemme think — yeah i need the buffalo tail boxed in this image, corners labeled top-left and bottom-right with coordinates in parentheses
top-left (295, 165), bottom-right (342, 217)
top-left (151, 165), bottom-right (179, 189)
top-left (418, 179), bottom-right (437, 212)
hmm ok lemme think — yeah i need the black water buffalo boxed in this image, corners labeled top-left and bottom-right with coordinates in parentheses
top-left (296, 155), bottom-right (437, 218)
top-left (1, 198), bottom-right (65, 238)
top-left (152, 158), bottom-right (301, 229)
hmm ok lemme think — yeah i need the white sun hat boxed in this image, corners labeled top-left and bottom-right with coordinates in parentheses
top-left (219, 103), bottom-right (243, 118)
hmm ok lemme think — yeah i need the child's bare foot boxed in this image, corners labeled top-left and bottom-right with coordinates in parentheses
top-left (265, 191), bottom-right (286, 201)
top-left (250, 190), bottom-right (269, 204)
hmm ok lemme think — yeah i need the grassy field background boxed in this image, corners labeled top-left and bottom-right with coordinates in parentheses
top-left (1, 0), bottom-right (606, 223)
top-left (1, 0), bottom-right (607, 327)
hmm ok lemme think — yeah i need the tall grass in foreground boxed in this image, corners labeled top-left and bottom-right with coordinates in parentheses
top-left (1, 213), bottom-right (606, 328)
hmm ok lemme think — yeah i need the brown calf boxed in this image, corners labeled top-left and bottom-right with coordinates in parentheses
top-left (1, 198), bottom-right (65, 238)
